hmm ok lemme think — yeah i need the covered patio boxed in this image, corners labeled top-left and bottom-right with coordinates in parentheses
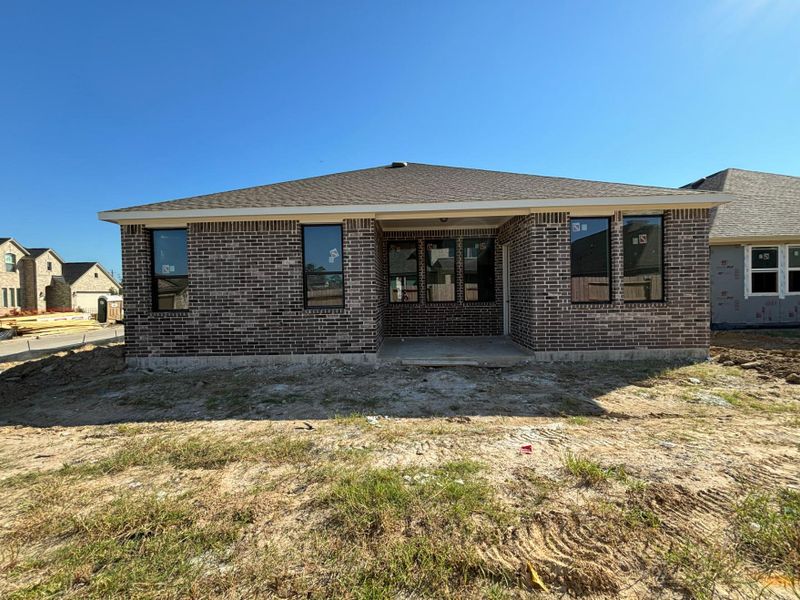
top-left (378, 335), bottom-right (532, 367)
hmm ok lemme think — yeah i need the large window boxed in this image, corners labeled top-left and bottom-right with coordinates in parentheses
top-left (152, 229), bottom-right (188, 311)
top-left (749, 246), bottom-right (779, 295)
top-left (2, 288), bottom-right (7, 307)
top-left (426, 239), bottom-right (456, 302)
top-left (570, 218), bottom-right (610, 302)
top-left (463, 238), bottom-right (495, 302)
top-left (4, 253), bottom-right (15, 273)
top-left (623, 215), bottom-right (663, 302)
top-left (388, 241), bottom-right (419, 303)
top-left (789, 246), bottom-right (800, 294)
top-left (303, 225), bottom-right (344, 308)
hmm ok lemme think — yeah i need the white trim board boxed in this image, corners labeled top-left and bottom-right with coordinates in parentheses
top-left (98, 193), bottom-right (730, 224)
top-left (743, 244), bottom-right (800, 299)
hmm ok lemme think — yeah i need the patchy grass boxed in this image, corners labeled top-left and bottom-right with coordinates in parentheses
top-left (733, 488), bottom-right (800, 577)
top-left (6, 492), bottom-right (253, 598)
top-left (563, 452), bottom-right (628, 485)
top-left (70, 432), bottom-right (314, 475)
top-left (665, 541), bottom-right (754, 600)
top-left (566, 415), bottom-right (592, 426)
top-left (506, 468), bottom-right (560, 509)
top-left (3, 433), bottom-right (315, 491)
top-left (315, 460), bottom-right (514, 597)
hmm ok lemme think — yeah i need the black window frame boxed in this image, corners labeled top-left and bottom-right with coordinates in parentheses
top-left (462, 237), bottom-right (496, 303)
top-left (623, 214), bottom-right (665, 303)
top-left (788, 245), bottom-right (800, 294)
top-left (424, 238), bottom-right (458, 303)
top-left (302, 224), bottom-right (345, 310)
top-left (150, 228), bottom-right (189, 313)
top-left (569, 216), bottom-right (612, 304)
top-left (749, 246), bottom-right (780, 296)
top-left (386, 240), bottom-right (420, 304)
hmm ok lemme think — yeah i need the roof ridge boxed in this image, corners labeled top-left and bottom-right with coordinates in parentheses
top-left (724, 167), bottom-right (800, 180)
top-left (400, 162), bottom-right (704, 194)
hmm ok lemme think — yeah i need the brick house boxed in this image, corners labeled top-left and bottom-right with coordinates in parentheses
top-left (0, 238), bottom-right (27, 314)
top-left (0, 238), bottom-right (120, 315)
top-left (99, 163), bottom-right (728, 367)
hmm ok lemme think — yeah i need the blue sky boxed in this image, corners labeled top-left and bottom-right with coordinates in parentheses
top-left (2, 1), bottom-right (799, 276)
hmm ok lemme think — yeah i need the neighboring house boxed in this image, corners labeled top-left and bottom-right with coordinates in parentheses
top-left (62, 262), bottom-right (121, 314)
top-left (0, 239), bottom-right (120, 316)
top-left (0, 238), bottom-right (27, 315)
top-left (684, 169), bottom-right (800, 328)
top-left (20, 247), bottom-right (65, 312)
top-left (99, 162), bottom-right (728, 367)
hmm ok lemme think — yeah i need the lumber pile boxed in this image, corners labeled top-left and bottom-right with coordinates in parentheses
top-left (0, 312), bottom-right (102, 337)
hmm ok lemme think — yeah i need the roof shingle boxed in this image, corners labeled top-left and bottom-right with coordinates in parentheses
top-left (108, 163), bottom-right (706, 213)
top-left (684, 168), bottom-right (800, 239)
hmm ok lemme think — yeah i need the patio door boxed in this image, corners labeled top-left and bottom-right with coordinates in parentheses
top-left (502, 243), bottom-right (510, 335)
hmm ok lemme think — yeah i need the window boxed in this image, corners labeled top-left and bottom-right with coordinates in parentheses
top-left (47, 261), bottom-right (52, 271)
top-left (2, 288), bottom-right (6, 308)
top-left (570, 218), bottom-right (610, 302)
top-left (17, 288), bottom-right (21, 307)
top-left (152, 229), bottom-right (188, 311)
top-left (94, 272), bottom-right (98, 278)
top-left (463, 238), bottom-right (495, 302)
top-left (749, 247), bottom-right (779, 295)
top-left (623, 215), bottom-right (663, 301)
top-left (4, 253), bottom-right (15, 273)
top-left (303, 225), bottom-right (344, 308)
top-left (388, 241), bottom-right (419, 303)
top-left (426, 239), bottom-right (456, 302)
top-left (788, 246), bottom-right (800, 294)
top-left (9, 288), bottom-right (15, 307)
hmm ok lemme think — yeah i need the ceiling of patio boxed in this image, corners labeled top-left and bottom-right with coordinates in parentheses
top-left (378, 214), bottom-right (514, 230)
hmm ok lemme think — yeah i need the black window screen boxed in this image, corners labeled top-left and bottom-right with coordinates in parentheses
top-left (570, 218), bottom-right (610, 302)
top-left (463, 238), bottom-right (495, 302)
top-left (152, 229), bottom-right (188, 311)
top-left (303, 225), bottom-right (344, 308)
top-left (623, 216), bottom-right (663, 301)
top-left (388, 241), bottom-right (419, 303)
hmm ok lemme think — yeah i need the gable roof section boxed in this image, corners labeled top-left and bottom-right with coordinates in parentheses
top-left (100, 163), bottom-right (724, 223)
top-left (62, 262), bottom-right (120, 287)
top-left (25, 247), bottom-right (65, 263)
top-left (0, 238), bottom-right (30, 256)
top-left (684, 168), bottom-right (800, 240)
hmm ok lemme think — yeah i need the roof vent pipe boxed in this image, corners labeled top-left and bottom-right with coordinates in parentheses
top-left (389, 161), bottom-right (408, 168)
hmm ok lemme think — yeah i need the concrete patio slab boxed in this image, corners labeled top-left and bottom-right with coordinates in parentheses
top-left (379, 336), bottom-right (532, 367)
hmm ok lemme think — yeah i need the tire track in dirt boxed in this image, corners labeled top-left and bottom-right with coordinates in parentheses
top-left (480, 511), bottom-right (636, 596)
top-left (724, 454), bottom-right (800, 489)
top-left (479, 481), bottom-right (759, 597)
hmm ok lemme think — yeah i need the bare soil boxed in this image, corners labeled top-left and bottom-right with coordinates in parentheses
top-left (0, 332), bottom-right (798, 599)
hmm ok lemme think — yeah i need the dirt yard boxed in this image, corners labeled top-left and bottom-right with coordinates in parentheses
top-left (0, 332), bottom-right (798, 599)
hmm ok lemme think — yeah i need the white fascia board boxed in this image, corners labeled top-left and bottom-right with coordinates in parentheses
top-left (710, 234), bottom-right (800, 245)
top-left (98, 193), bottom-right (731, 224)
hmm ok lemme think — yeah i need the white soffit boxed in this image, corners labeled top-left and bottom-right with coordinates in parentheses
top-left (98, 193), bottom-right (731, 224)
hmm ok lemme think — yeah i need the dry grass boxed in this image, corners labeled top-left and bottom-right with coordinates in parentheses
top-left (1, 330), bottom-right (799, 598)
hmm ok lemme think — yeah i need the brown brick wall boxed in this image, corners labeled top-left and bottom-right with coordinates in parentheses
top-left (121, 219), bottom-right (381, 358)
top-left (497, 209), bottom-right (711, 352)
top-left (382, 229), bottom-right (503, 337)
top-left (121, 209), bottom-right (710, 358)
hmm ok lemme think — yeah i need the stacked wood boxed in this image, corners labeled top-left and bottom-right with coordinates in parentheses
top-left (0, 312), bottom-right (103, 337)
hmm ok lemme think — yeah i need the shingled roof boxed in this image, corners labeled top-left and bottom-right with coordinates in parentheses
top-left (683, 168), bottom-right (800, 240)
top-left (106, 163), bottom-right (709, 214)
